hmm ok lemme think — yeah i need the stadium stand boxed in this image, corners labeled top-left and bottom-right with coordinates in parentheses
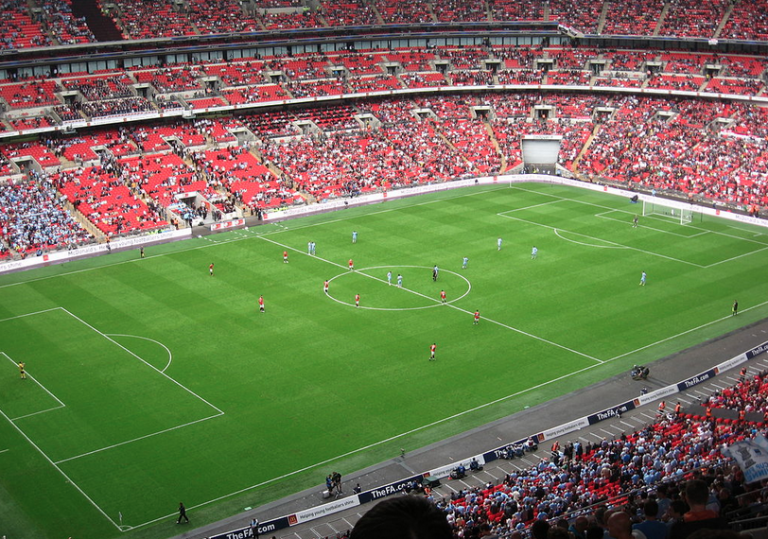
top-left (0, 170), bottom-right (92, 255)
top-left (4, 6), bottom-right (768, 535)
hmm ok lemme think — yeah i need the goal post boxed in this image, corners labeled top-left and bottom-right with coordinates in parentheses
top-left (642, 198), bottom-right (694, 224)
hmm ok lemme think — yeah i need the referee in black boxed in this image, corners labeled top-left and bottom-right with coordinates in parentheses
top-left (177, 502), bottom-right (189, 524)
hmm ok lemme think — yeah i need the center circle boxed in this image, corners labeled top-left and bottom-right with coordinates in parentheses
top-left (326, 265), bottom-right (472, 310)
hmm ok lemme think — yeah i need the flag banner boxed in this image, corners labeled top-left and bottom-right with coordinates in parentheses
top-left (723, 436), bottom-right (768, 484)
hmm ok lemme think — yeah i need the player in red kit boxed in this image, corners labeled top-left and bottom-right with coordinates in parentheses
top-left (429, 343), bottom-right (436, 361)
top-left (348, 259), bottom-right (354, 271)
top-left (259, 295), bottom-right (265, 312)
top-left (473, 310), bottom-right (480, 325)
top-left (324, 280), bottom-right (329, 294)
top-left (209, 263), bottom-right (214, 276)
top-left (440, 290), bottom-right (446, 303)
top-left (283, 251), bottom-right (289, 263)
top-left (355, 293), bottom-right (360, 308)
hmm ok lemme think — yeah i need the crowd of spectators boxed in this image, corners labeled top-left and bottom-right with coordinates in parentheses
top-left (286, 79), bottom-right (346, 99)
top-left (53, 160), bottom-right (169, 236)
top-left (658, 0), bottom-right (728, 39)
top-left (372, 0), bottom-right (433, 24)
top-left (133, 67), bottom-right (203, 94)
top-left (433, 0), bottom-right (488, 23)
top-left (4, 46), bottom-right (763, 123)
top-left (0, 171), bottom-right (91, 255)
top-left (489, 0), bottom-right (543, 24)
top-left (6, 0), bottom-right (768, 46)
top-left (40, 0), bottom-right (95, 45)
top-left (59, 97), bottom-right (156, 120)
top-left (61, 75), bottom-right (134, 102)
top-left (260, 10), bottom-right (323, 31)
top-left (721, 0), bottom-right (768, 41)
top-left (707, 370), bottom-right (768, 418)
top-left (320, 0), bottom-right (379, 26)
top-left (6, 86), bottom-right (768, 254)
top-left (0, 0), bottom-right (49, 50)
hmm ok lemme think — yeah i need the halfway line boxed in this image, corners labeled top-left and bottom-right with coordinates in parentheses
top-left (258, 236), bottom-right (604, 364)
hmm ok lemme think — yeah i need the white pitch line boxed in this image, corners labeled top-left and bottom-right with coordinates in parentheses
top-left (10, 406), bottom-right (65, 421)
top-left (258, 236), bottom-right (604, 364)
top-left (1, 352), bottom-right (66, 409)
top-left (705, 245), bottom-right (768, 268)
top-left (509, 184), bottom-right (768, 246)
top-left (501, 212), bottom-right (705, 267)
top-left (607, 296), bottom-right (768, 363)
top-left (324, 265), bottom-right (472, 311)
top-left (106, 334), bottom-right (174, 373)
top-left (0, 405), bottom-right (120, 530)
top-left (0, 185), bottom-right (512, 290)
top-left (553, 228), bottom-right (627, 249)
top-left (0, 448), bottom-right (9, 454)
top-left (0, 306), bottom-right (64, 324)
top-left (60, 308), bottom-right (224, 415)
top-left (595, 210), bottom-right (710, 239)
top-left (55, 412), bottom-right (223, 464)
top-left (0, 188), bottom-right (742, 529)
top-left (593, 211), bottom-right (708, 238)
top-left (2, 184), bottom-right (767, 529)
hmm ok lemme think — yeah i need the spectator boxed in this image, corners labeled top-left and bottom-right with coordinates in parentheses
top-left (607, 511), bottom-right (634, 539)
top-left (632, 500), bottom-right (667, 539)
top-left (569, 515), bottom-right (589, 539)
top-left (669, 480), bottom-right (729, 539)
top-left (349, 496), bottom-right (452, 539)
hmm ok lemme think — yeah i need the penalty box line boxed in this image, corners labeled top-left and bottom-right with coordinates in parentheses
top-left (498, 212), bottom-right (705, 268)
top-left (1, 352), bottom-right (66, 420)
top-left (52, 307), bottom-right (225, 464)
top-left (0, 307), bottom-right (225, 529)
top-left (503, 202), bottom-right (768, 269)
top-left (0, 393), bottom-right (121, 530)
top-left (258, 236), bottom-right (603, 364)
top-left (510, 184), bottom-right (768, 247)
top-left (0, 307), bottom-right (225, 466)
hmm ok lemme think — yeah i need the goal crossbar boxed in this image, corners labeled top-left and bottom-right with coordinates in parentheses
top-left (642, 198), bottom-right (694, 225)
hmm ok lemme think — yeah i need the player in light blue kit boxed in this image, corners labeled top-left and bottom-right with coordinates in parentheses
top-left (352, 231), bottom-right (357, 243)
top-left (531, 246), bottom-right (538, 259)
top-left (640, 271), bottom-right (647, 286)
top-left (497, 237), bottom-right (502, 251)
top-left (397, 273), bottom-right (403, 287)
top-left (462, 256), bottom-right (469, 269)
top-left (387, 271), bottom-right (392, 285)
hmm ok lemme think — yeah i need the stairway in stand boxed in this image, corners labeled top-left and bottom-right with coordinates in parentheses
top-left (72, 0), bottom-right (123, 42)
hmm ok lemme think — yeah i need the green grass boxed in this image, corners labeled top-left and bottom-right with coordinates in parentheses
top-left (1, 182), bottom-right (767, 539)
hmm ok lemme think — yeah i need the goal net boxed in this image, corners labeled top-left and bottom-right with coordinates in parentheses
top-left (642, 199), bottom-right (693, 224)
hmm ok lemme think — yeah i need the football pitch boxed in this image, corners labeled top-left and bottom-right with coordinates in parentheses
top-left (1, 182), bottom-right (767, 539)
